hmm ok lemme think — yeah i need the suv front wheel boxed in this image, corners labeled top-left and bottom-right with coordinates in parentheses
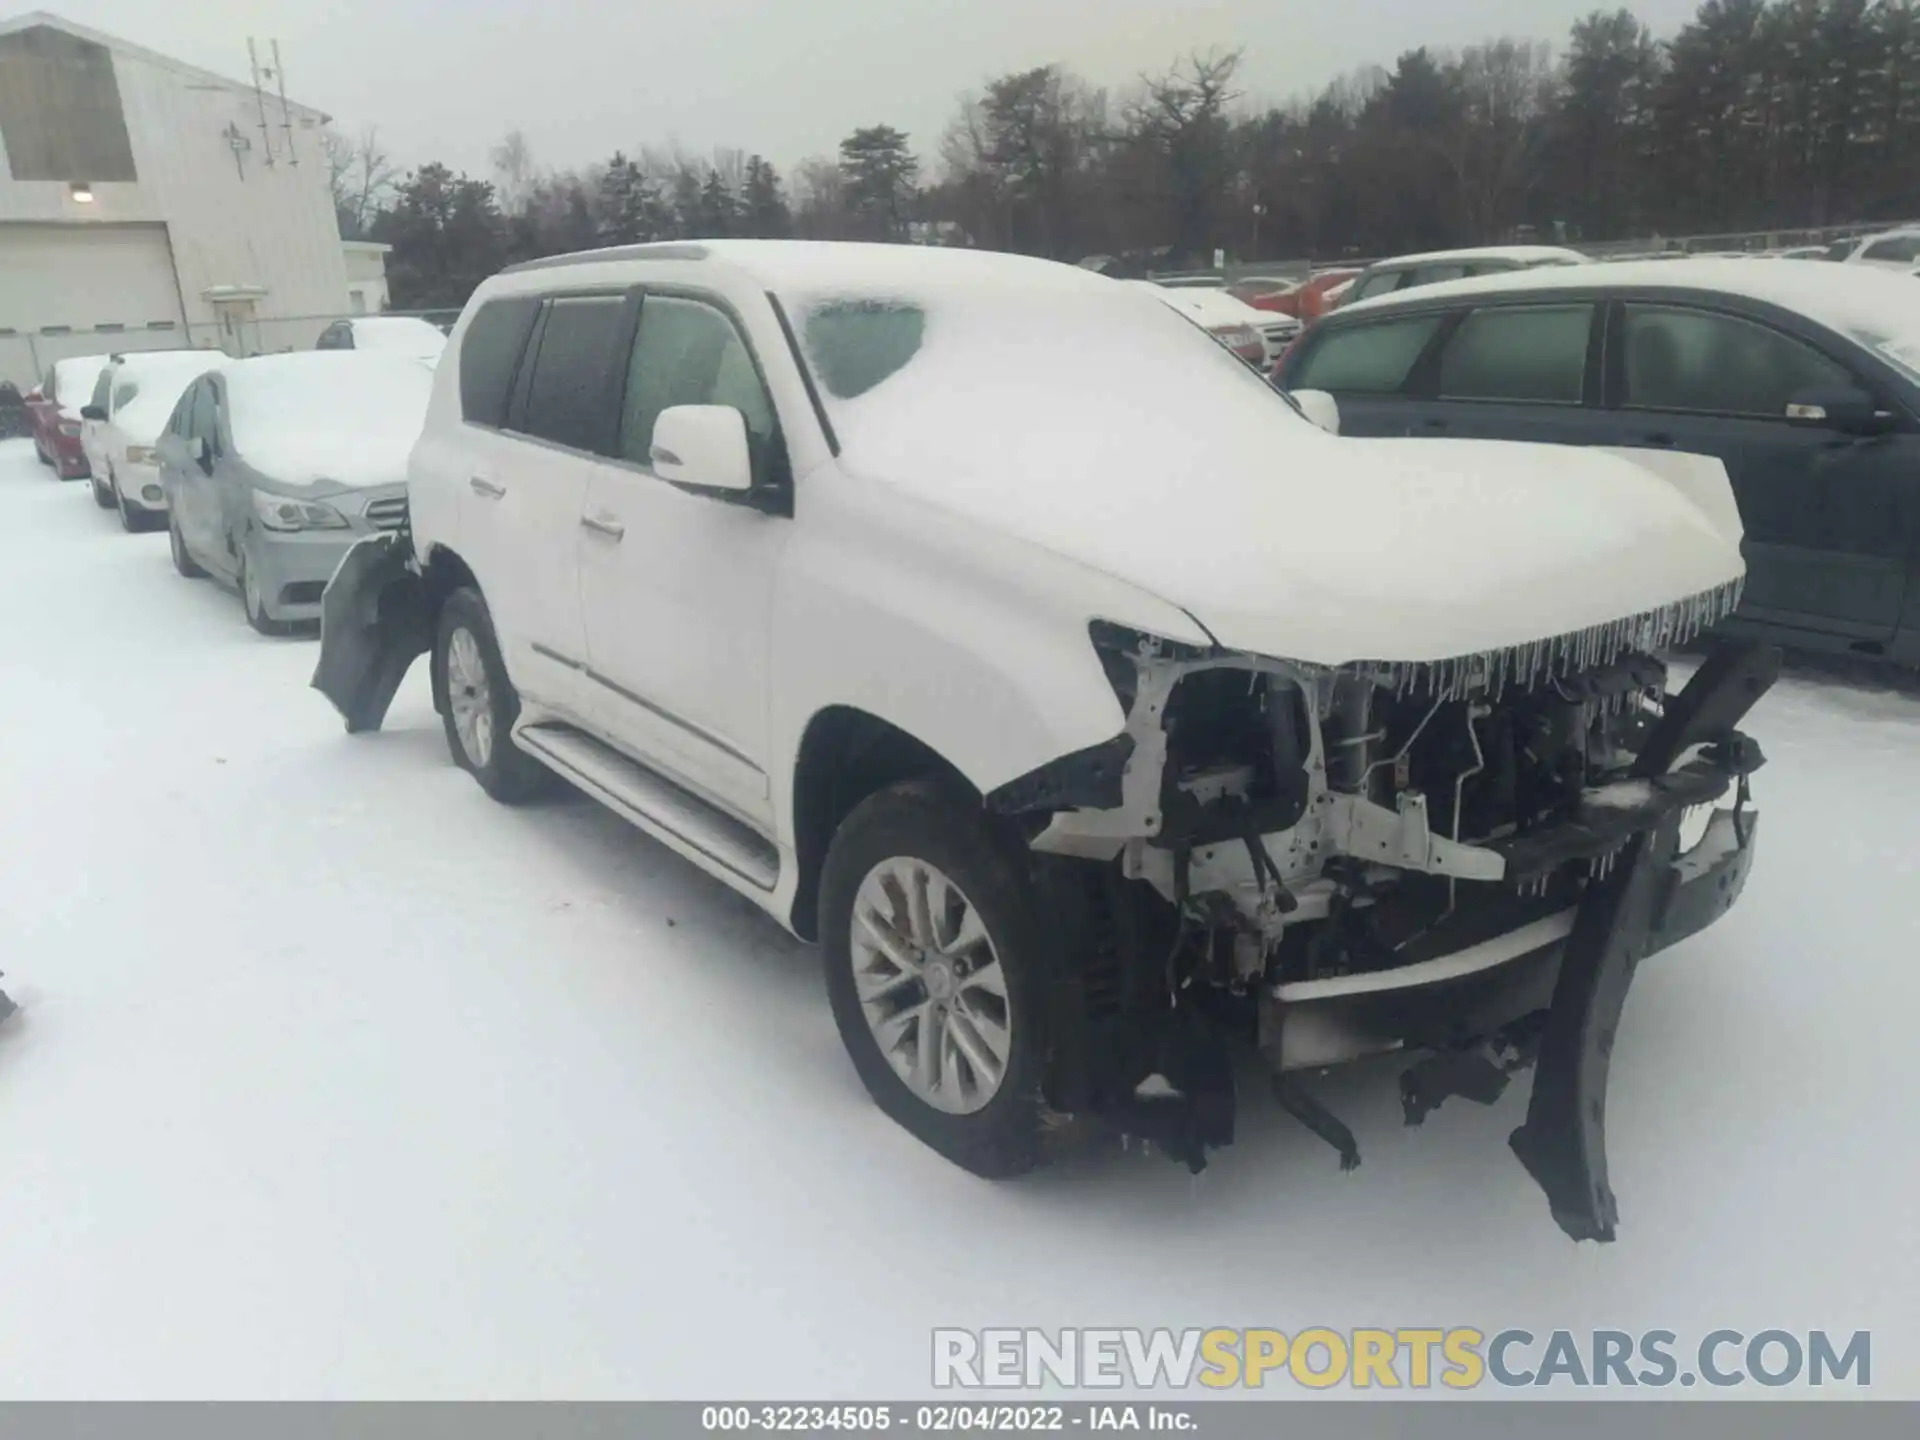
top-left (820, 780), bottom-right (1053, 1178)
top-left (432, 587), bottom-right (551, 803)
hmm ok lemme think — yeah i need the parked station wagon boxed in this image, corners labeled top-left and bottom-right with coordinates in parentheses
top-left (1278, 258), bottom-right (1920, 668)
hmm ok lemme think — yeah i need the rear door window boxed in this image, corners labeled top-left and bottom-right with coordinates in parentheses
top-left (1289, 315), bottom-right (1444, 394)
top-left (515, 294), bottom-right (628, 452)
top-left (1620, 305), bottom-right (1853, 418)
top-left (617, 294), bottom-right (782, 481)
top-left (1350, 270), bottom-right (1406, 302)
top-left (1861, 235), bottom-right (1920, 264)
top-left (458, 296), bottom-right (542, 429)
top-left (1437, 304), bottom-right (1594, 403)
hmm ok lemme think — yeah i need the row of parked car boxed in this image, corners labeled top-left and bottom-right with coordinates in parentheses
top-left (20, 315), bottom-right (448, 632)
top-left (1274, 253), bottom-right (1920, 667)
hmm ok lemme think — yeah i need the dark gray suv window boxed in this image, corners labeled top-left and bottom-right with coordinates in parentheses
top-left (1437, 304), bottom-right (1592, 403)
top-left (519, 295), bottom-right (629, 452)
top-left (457, 296), bottom-right (541, 429)
top-left (1290, 314), bottom-right (1444, 393)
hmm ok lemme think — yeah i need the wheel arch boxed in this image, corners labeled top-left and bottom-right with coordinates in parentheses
top-left (787, 705), bottom-right (978, 942)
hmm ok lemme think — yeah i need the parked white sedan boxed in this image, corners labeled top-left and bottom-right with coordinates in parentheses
top-left (79, 349), bottom-right (226, 532)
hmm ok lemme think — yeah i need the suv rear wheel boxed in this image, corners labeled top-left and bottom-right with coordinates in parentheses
top-left (820, 780), bottom-right (1053, 1178)
top-left (432, 587), bottom-right (551, 803)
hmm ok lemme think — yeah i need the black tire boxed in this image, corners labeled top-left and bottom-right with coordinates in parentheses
top-left (91, 472), bottom-right (114, 509)
top-left (168, 511), bottom-right (206, 578)
top-left (432, 586), bottom-right (551, 803)
top-left (820, 779), bottom-right (1053, 1179)
top-left (35, 438), bottom-right (51, 466)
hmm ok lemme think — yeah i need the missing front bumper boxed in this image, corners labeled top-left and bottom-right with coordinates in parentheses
top-left (1259, 641), bottom-right (1778, 1244)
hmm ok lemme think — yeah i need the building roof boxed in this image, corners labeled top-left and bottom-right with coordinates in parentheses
top-left (0, 11), bottom-right (331, 123)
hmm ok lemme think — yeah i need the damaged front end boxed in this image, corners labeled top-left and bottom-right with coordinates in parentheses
top-left (310, 532), bottom-right (435, 733)
top-left (989, 590), bottom-right (1776, 1243)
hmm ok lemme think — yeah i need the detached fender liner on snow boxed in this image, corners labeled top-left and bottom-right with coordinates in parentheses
top-left (310, 532), bottom-right (434, 734)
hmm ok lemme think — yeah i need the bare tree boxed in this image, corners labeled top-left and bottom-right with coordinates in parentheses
top-left (490, 129), bottom-right (540, 215)
top-left (323, 124), bottom-right (398, 239)
top-left (791, 155), bottom-right (849, 238)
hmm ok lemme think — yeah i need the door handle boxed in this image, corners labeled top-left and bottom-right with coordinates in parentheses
top-left (469, 476), bottom-right (505, 499)
top-left (580, 513), bottom-right (626, 540)
top-left (1413, 417), bottom-right (1448, 433)
top-left (1641, 432), bottom-right (1678, 448)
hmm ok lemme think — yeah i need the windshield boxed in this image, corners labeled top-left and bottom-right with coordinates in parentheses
top-left (800, 300), bottom-right (926, 399)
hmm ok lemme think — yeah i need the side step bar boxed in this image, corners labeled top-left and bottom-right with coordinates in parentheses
top-left (514, 723), bottom-right (780, 892)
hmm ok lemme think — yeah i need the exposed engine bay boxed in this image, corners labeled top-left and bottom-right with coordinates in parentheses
top-left (988, 594), bottom-right (1774, 1244)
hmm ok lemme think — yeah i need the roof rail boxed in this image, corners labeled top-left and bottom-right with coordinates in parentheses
top-left (500, 242), bottom-right (711, 276)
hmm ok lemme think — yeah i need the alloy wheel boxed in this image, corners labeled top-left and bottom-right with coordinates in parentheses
top-left (445, 626), bottom-right (494, 769)
top-left (849, 856), bottom-right (1013, 1115)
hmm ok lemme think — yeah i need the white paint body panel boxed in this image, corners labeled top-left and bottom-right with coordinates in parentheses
top-left (406, 242), bottom-right (1748, 936)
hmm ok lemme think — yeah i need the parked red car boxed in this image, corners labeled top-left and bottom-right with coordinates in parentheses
top-left (1287, 269), bottom-right (1363, 322)
top-left (25, 353), bottom-right (112, 479)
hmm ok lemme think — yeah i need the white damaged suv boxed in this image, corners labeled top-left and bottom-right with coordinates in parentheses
top-left (314, 241), bottom-right (1776, 1243)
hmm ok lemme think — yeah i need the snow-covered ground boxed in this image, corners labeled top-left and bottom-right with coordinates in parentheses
top-left (0, 434), bottom-right (1914, 1398)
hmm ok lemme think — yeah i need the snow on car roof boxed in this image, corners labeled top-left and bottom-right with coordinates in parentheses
top-left (347, 315), bottom-right (448, 359)
top-left (219, 351), bottom-right (434, 488)
top-left (52, 353), bottom-right (111, 408)
top-left (109, 350), bottom-right (225, 443)
top-left (1138, 283), bottom-right (1267, 327)
top-left (1367, 245), bottom-right (1588, 268)
top-left (1338, 254), bottom-right (1920, 347)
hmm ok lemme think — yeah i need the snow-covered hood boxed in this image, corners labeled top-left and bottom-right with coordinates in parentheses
top-left (791, 267), bottom-right (1742, 666)
top-left (1125, 436), bottom-right (1746, 663)
top-left (839, 384), bottom-right (1743, 666)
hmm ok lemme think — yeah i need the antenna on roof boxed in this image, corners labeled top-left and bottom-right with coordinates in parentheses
top-left (247, 39), bottom-right (277, 166)
top-left (271, 41), bottom-right (298, 165)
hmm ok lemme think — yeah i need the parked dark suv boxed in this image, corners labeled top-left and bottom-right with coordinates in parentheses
top-left (1276, 257), bottom-right (1920, 668)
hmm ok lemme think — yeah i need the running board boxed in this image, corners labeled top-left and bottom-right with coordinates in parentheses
top-left (513, 722), bottom-right (780, 892)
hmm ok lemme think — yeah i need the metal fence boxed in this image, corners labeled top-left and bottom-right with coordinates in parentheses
top-left (0, 307), bottom-right (462, 392)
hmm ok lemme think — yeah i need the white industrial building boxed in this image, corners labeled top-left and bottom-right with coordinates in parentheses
top-left (0, 11), bottom-right (367, 387)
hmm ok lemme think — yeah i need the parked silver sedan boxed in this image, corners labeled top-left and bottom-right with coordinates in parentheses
top-left (155, 351), bottom-right (434, 634)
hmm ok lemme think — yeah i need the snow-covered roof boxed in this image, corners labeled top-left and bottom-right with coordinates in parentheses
top-left (346, 316), bottom-right (447, 361)
top-left (108, 349), bottom-right (223, 443)
top-left (1338, 254), bottom-right (1920, 345)
top-left (50, 352), bottom-right (111, 410)
top-left (1368, 245), bottom-right (1588, 268)
top-left (219, 351), bottom-right (433, 488)
top-left (0, 11), bottom-right (331, 123)
top-left (1137, 282), bottom-right (1268, 329)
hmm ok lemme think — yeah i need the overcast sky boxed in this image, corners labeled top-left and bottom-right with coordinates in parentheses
top-left (47, 0), bottom-right (1706, 181)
